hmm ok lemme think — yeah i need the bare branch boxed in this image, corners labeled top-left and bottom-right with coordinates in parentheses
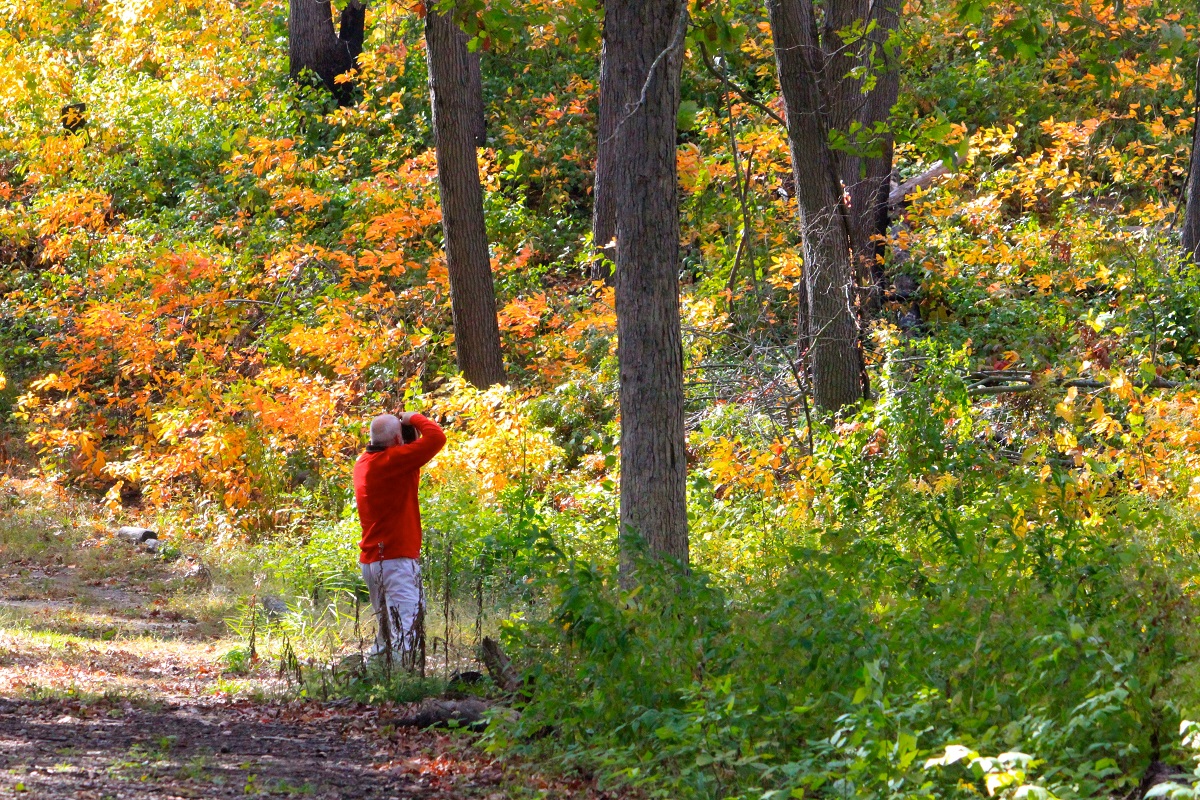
top-left (697, 40), bottom-right (788, 130)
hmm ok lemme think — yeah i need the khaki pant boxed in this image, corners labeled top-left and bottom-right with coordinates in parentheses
top-left (361, 558), bottom-right (423, 656)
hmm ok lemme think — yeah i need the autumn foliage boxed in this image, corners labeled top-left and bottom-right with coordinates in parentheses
top-left (5, 0), bottom-right (1200, 795)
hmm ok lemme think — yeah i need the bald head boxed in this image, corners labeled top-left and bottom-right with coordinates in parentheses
top-left (369, 414), bottom-right (402, 448)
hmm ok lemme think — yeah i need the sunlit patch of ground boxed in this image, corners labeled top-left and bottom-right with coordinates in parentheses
top-left (0, 622), bottom-right (270, 702)
top-left (0, 475), bottom-right (628, 798)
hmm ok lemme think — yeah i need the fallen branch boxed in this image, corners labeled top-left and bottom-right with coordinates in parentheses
top-left (970, 384), bottom-right (1034, 396)
top-left (966, 370), bottom-right (1182, 397)
top-left (888, 161), bottom-right (951, 208)
top-left (1063, 377), bottom-right (1179, 390)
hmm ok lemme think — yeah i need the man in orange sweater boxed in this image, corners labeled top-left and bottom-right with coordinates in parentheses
top-left (354, 411), bottom-right (446, 658)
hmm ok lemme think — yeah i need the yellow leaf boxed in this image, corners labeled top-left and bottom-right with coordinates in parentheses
top-left (934, 474), bottom-right (958, 494)
top-left (1011, 509), bottom-right (1028, 539)
top-left (1111, 372), bottom-right (1133, 401)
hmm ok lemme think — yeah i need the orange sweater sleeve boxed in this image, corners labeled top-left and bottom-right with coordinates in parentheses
top-left (376, 413), bottom-right (446, 473)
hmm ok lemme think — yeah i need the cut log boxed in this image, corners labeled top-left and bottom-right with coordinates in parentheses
top-left (115, 526), bottom-right (156, 544)
top-left (395, 699), bottom-right (488, 731)
top-left (481, 636), bottom-right (520, 693)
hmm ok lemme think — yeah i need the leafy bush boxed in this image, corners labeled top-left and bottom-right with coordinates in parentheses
top-left (490, 360), bottom-right (1200, 799)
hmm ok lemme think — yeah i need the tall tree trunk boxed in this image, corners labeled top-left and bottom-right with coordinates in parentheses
top-left (591, 36), bottom-right (619, 281)
top-left (823, 0), bottom-right (868, 145)
top-left (847, 0), bottom-right (901, 309)
top-left (768, 0), bottom-right (863, 412)
top-left (1183, 52), bottom-right (1200, 264)
top-left (288, 0), bottom-right (364, 103)
top-left (603, 0), bottom-right (690, 573)
top-left (426, 5), bottom-right (506, 388)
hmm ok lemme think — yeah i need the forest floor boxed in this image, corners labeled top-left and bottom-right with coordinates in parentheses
top-left (0, 475), bottom-right (615, 799)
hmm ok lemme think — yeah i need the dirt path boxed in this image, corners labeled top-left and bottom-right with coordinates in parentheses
top-left (0, 480), bottom-right (612, 799)
top-left (0, 587), bottom-right (559, 800)
top-left (0, 695), bottom-right (514, 798)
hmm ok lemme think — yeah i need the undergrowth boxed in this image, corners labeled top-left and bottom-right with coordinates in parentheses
top-left (486, 357), bottom-right (1200, 799)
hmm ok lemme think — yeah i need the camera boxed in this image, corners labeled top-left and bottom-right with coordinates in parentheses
top-left (401, 423), bottom-right (418, 444)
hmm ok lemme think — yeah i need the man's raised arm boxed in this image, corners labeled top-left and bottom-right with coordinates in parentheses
top-left (392, 412), bottom-right (446, 469)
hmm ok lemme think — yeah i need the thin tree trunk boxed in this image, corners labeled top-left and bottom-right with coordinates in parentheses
top-left (768, 0), bottom-right (863, 412)
top-left (426, 5), bottom-right (506, 388)
top-left (339, 0), bottom-right (367, 63)
top-left (1182, 52), bottom-right (1200, 264)
top-left (591, 36), bottom-right (620, 282)
top-left (604, 0), bottom-right (690, 574)
top-left (288, 0), bottom-right (362, 103)
top-left (845, 0), bottom-right (901, 310)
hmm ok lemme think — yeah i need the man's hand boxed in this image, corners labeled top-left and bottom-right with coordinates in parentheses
top-left (398, 411), bottom-right (417, 425)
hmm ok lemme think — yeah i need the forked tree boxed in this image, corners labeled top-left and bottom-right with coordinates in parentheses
top-left (288, 0), bottom-right (367, 103)
top-left (598, 0), bottom-right (690, 572)
top-left (426, 4), bottom-right (505, 388)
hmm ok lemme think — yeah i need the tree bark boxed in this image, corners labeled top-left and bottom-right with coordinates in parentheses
top-left (426, 5), bottom-right (506, 388)
top-left (768, 0), bottom-right (863, 412)
top-left (590, 35), bottom-right (620, 281)
top-left (847, 0), bottom-right (901, 309)
top-left (288, 0), bottom-right (364, 103)
top-left (823, 0), bottom-right (869, 143)
top-left (1182, 52), bottom-right (1200, 264)
top-left (339, 0), bottom-right (367, 63)
top-left (603, 0), bottom-right (690, 573)
top-left (465, 40), bottom-right (487, 146)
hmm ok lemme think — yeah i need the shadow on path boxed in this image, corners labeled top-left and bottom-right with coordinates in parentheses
top-left (0, 697), bottom-right (503, 798)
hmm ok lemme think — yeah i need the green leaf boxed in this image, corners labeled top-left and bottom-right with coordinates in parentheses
top-left (957, 0), bottom-right (985, 25)
top-left (1138, 360), bottom-right (1157, 384)
top-left (1159, 21), bottom-right (1185, 52)
top-left (677, 101), bottom-right (699, 133)
top-left (926, 121), bottom-right (953, 143)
